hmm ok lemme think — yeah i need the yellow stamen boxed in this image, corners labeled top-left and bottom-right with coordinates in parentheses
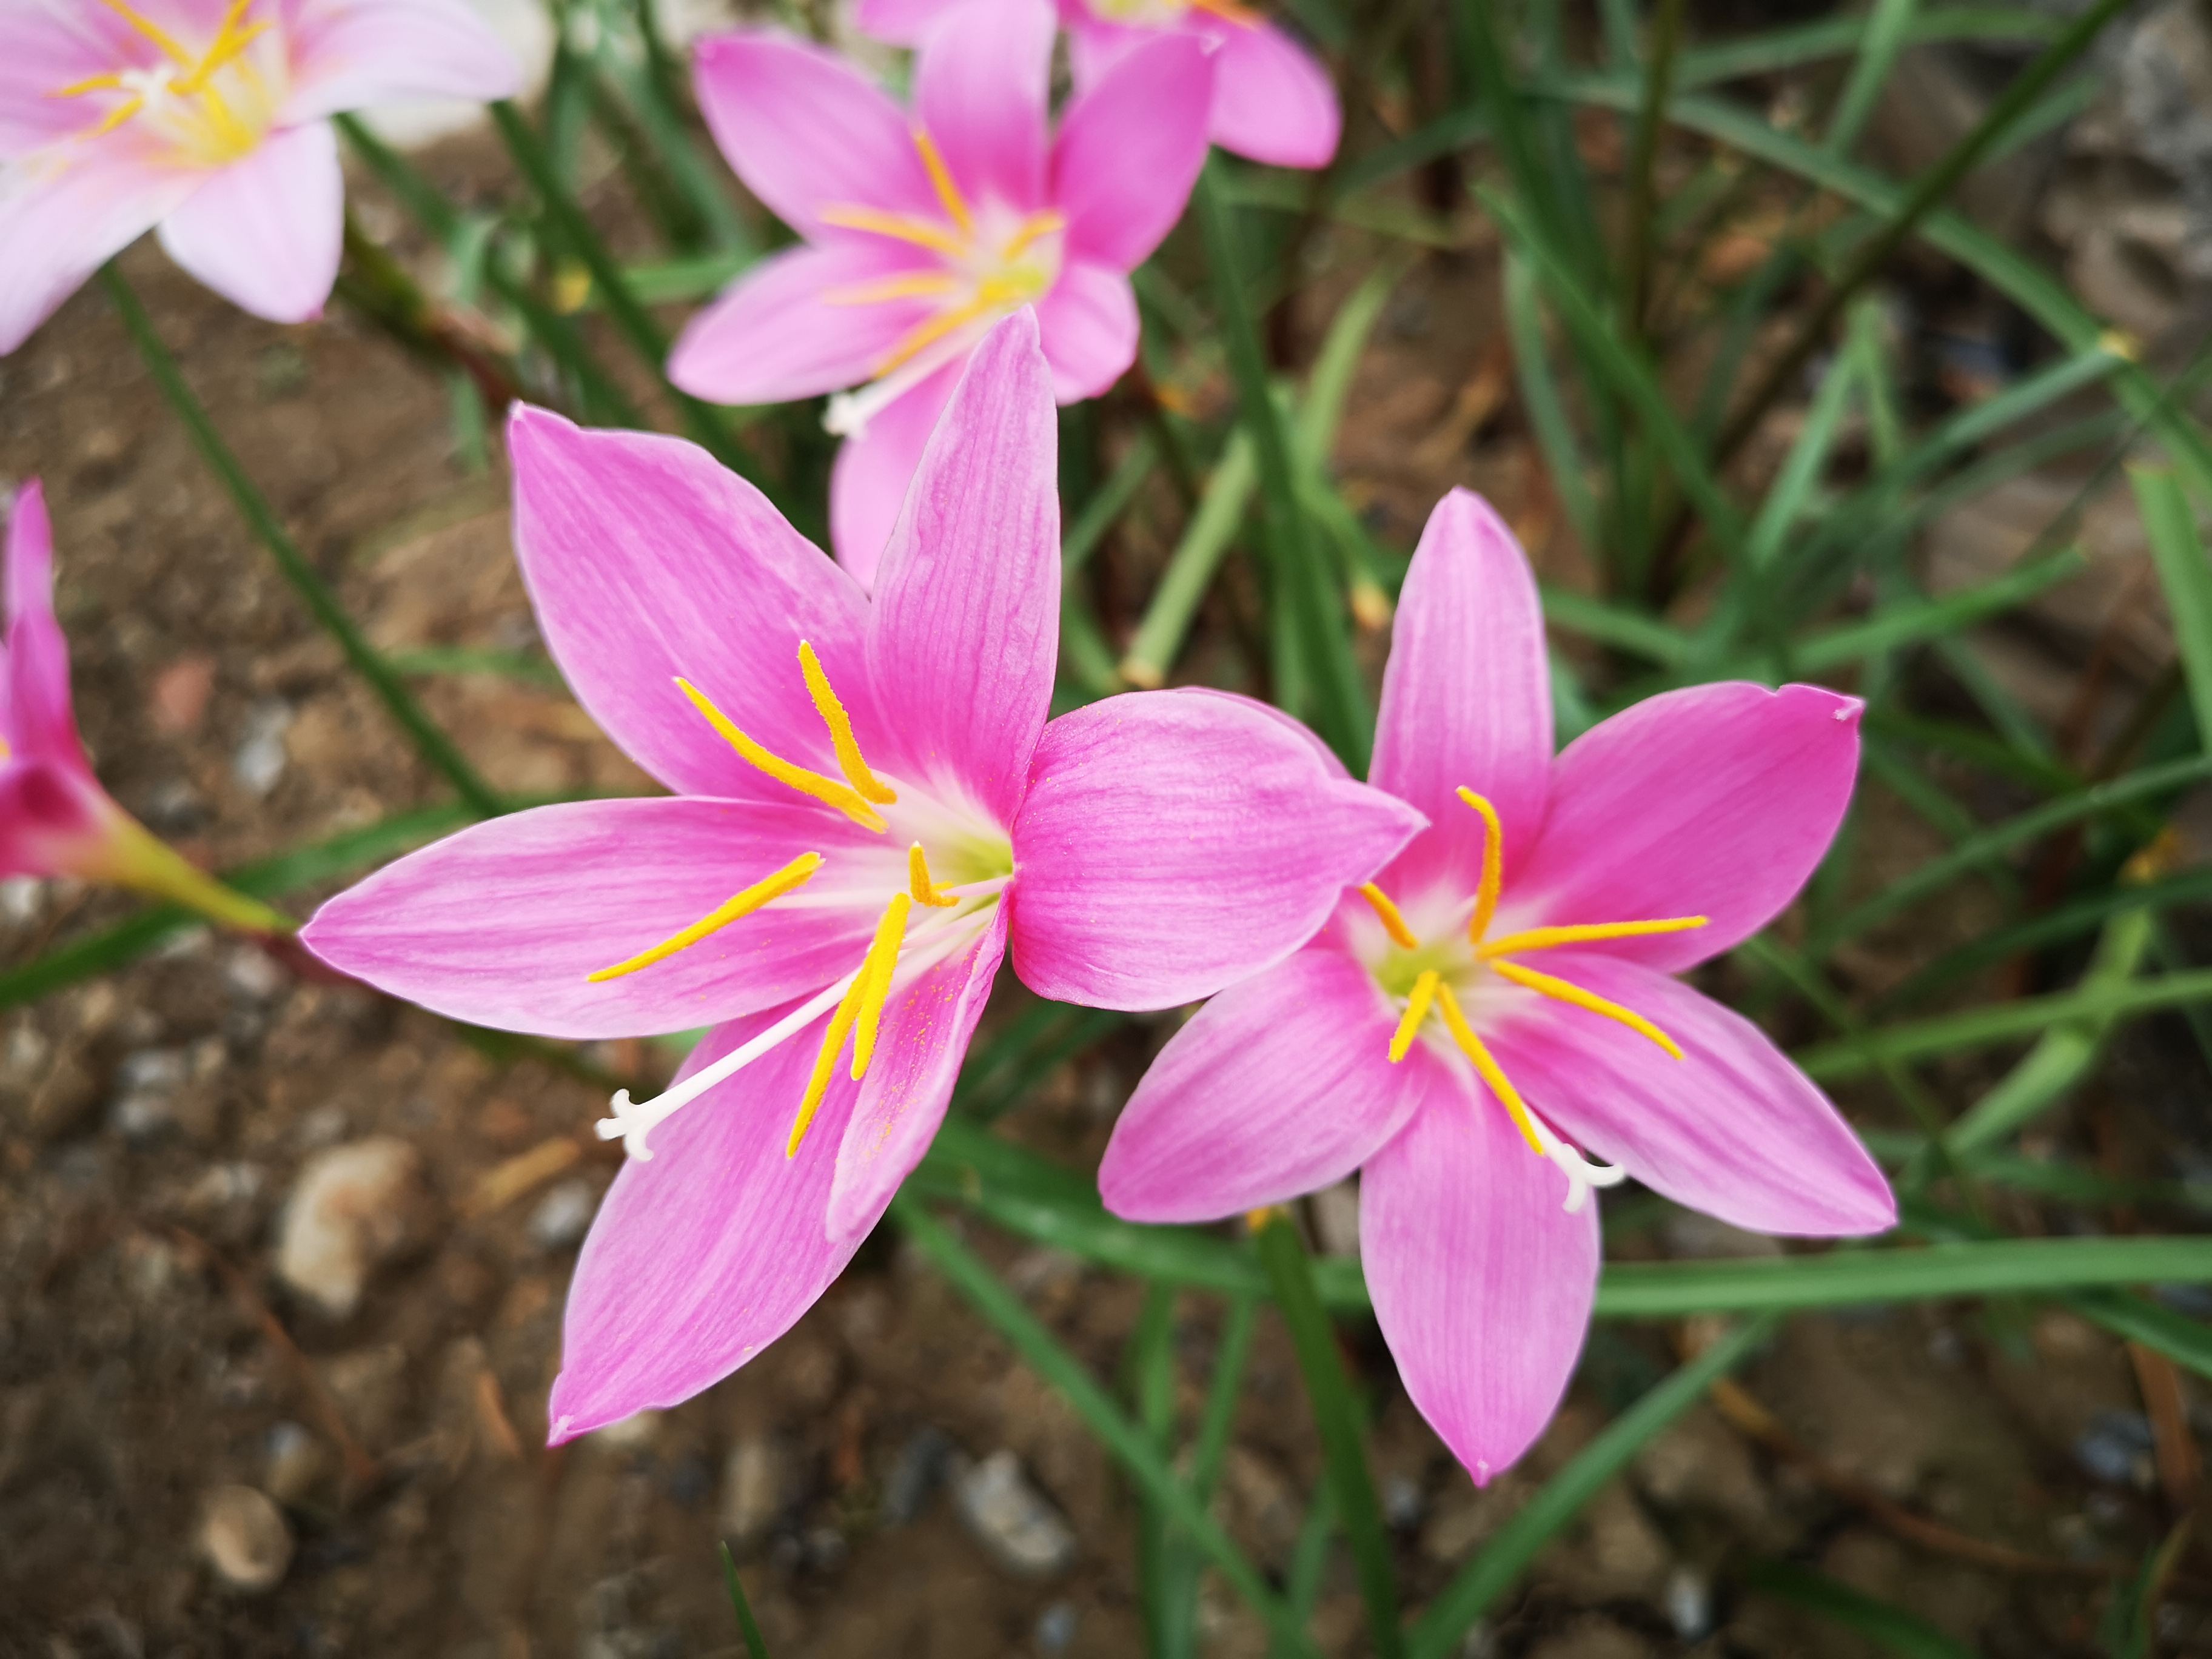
top-left (911, 127), bottom-right (974, 236)
top-left (73, 93), bottom-right (147, 139)
top-left (1191, 0), bottom-right (1266, 24)
top-left (819, 205), bottom-right (971, 260)
top-left (1433, 982), bottom-right (1546, 1154)
top-left (1388, 969), bottom-right (1439, 1062)
top-left (1487, 957), bottom-right (1684, 1060)
top-left (52, 73), bottom-right (129, 98)
top-left (586, 852), bottom-right (822, 982)
top-left (909, 843), bottom-right (960, 908)
top-left (822, 272), bottom-right (965, 307)
top-left (99, 0), bottom-right (193, 65)
top-left (1477, 916), bottom-right (1709, 959)
top-left (849, 892), bottom-right (912, 1078)
top-left (871, 292), bottom-right (999, 377)
top-left (1359, 883), bottom-right (1419, 950)
top-left (176, 17), bottom-right (270, 93)
top-left (1456, 787), bottom-right (1504, 944)
top-left (1001, 210), bottom-right (1067, 261)
top-left (676, 677), bottom-right (887, 833)
top-left (798, 640), bottom-right (896, 805)
top-left (790, 974), bottom-right (870, 1158)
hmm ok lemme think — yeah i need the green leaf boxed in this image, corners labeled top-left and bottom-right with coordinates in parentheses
top-left (1298, 264), bottom-right (1404, 464)
top-left (1539, 584), bottom-right (1690, 664)
top-left (1741, 1558), bottom-right (1974, 1659)
top-left (718, 1542), bottom-right (772, 1658)
top-left (1503, 252), bottom-right (1603, 555)
top-left (1744, 347), bottom-right (1860, 571)
top-left (1119, 429), bottom-right (1256, 688)
top-left (387, 646), bottom-right (566, 688)
top-left (2130, 464), bottom-right (2212, 746)
top-left (1064, 434), bottom-right (1158, 577)
top-left (1790, 548), bottom-right (2087, 672)
top-left (1825, 0), bottom-right (1922, 155)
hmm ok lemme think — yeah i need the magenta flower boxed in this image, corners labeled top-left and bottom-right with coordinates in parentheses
top-left (0, 0), bottom-right (521, 353)
top-left (859, 0), bottom-right (1340, 170)
top-left (665, 2), bottom-right (1212, 584)
top-left (1099, 489), bottom-right (1896, 1483)
top-left (302, 315), bottom-right (1422, 1438)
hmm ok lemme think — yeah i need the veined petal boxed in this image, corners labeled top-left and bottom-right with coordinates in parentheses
top-left (0, 4), bottom-right (136, 153)
top-left (1511, 682), bottom-right (1862, 971)
top-left (0, 153), bottom-right (193, 355)
top-left (1011, 688), bottom-right (1426, 1010)
top-left (1362, 1085), bottom-right (1598, 1485)
top-left (281, 0), bottom-right (524, 123)
top-left (508, 405), bottom-right (882, 803)
top-left (866, 313), bottom-right (1058, 825)
top-left (828, 361), bottom-right (960, 589)
top-left (1100, 946), bottom-right (1436, 1221)
top-left (155, 121), bottom-right (341, 324)
top-left (301, 797), bottom-right (885, 1039)
top-left (548, 1006), bottom-right (866, 1441)
top-left (914, 0), bottom-right (1054, 215)
top-left (4, 481), bottom-right (92, 776)
top-left (1208, 21), bottom-right (1341, 169)
top-left (1035, 258), bottom-right (1138, 403)
top-left (1490, 953), bottom-right (1896, 1236)
top-left (853, 0), bottom-right (962, 44)
top-left (0, 759), bottom-right (118, 881)
top-left (1052, 33), bottom-right (1212, 272)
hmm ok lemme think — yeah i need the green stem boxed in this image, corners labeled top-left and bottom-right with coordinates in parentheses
top-left (99, 814), bottom-right (293, 936)
top-left (335, 210), bottom-right (527, 411)
top-left (101, 266), bottom-right (506, 819)
top-left (1620, 0), bottom-right (1687, 338)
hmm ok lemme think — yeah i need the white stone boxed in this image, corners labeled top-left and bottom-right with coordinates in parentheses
top-left (953, 1449), bottom-right (1077, 1578)
top-left (199, 1485), bottom-right (293, 1594)
top-left (275, 1138), bottom-right (433, 1318)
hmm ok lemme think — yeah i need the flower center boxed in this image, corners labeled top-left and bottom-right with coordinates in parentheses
top-left (1359, 787), bottom-right (1708, 1210)
top-left (1085, 0), bottom-right (1266, 26)
top-left (51, 0), bottom-right (281, 170)
top-left (589, 640), bottom-right (1013, 1161)
top-left (817, 128), bottom-right (1067, 437)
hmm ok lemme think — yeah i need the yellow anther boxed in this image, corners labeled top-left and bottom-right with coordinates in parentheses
top-left (1433, 982), bottom-right (1546, 1155)
top-left (871, 292), bottom-right (1000, 377)
top-left (1191, 0), bottom-right (1266, 24)
top-left (72, 94), bottom-right (147, 139)
top-left (1002, 210), bottom-right (1067, 261)
top-left (1456, 788), bottom-right (1504, 945)
top-left (1487, 957), bottom-right (1684, 1060)
top-left (676, 677), bottom-right (887, 834)
top-left (1359, 883), bottom-right (1419, 950)
top-left (1477, 916), bottom-right (1708, 959)
top-left (909, 843), bottom-right (960, 908)
top-left (849, 892), bottom-right (912, 1078)
top-left (52, 73), bottom-right (129, 98)
top-left (176, 14), bottom-right (270, 93)
top-left (99, 0), bottom-right (193, 65)
top-left (586, 852), bottom-right (822, 982)
top-left (791, 974), bottom-right (869, 1158)
top-left (911, 127), bottom-right (974, 236)
top-left (1388, 969), bottom-right (1439, 1062)
top-left (818, 204), bottom-right (972, 259)
top-left (798, 640), bottom-right (896, 805)
top-left (822, 271), bottom-right (964, 307)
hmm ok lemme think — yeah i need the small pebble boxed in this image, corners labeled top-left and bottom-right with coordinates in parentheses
top-left (2076, 1410), bottom-right (2157, 1489)
top-left (275, 1138), bottom-right (435, 1318)
top-left (720, 1435), bottom-right (789, 1551)
top-left (953, 1449), bottom-right (1077, 1577)
top-left (526, 1178), bottom-right (597, 1252)
top-left (1036, 1600), bottom-right (1078, 1654)
top-left (1381, 1472), bottom-right (1424, 1529)
top-left (1665, 1564), bottom-right (1712, 1640)
top-left (199, 1485), bottom-right (293, 1593)
top-left (880, 1426), bottom-right (951, 1528)
top-left (264, 1421), bottom-right (326, 1506)
top-left (224, 947), bottom-right (287, 1004)
top-left (233, 700), bottom-right (293, 797)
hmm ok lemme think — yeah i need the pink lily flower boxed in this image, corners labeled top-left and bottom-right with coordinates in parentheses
top-left (1099, 490), bottom-right (1897, 1483)
top-left (0, 0), bottom-right (521, 354)
top-left (858, 0), bottom-right (1341, 171)
top-left (1, 480), bottom-right (289, 931)
top-left (302, 315), bottom-right (1423, 1438)
top-left (665, 2), bottom-right (1213, 585)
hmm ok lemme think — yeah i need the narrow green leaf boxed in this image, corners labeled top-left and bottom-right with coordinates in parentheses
top-left (1298, 264), bottom-right (1404, 464)
top-left (1275, 1486), bottom-right (1338, 1659)
top-left (1503, 252), bottom-right (1602, 554)
top-left (1742, 1558), bottom-right (1974, 1659)
top-left (387, 646), bottom-right (566, 687)
top-left (1791, 548), bottom-right (2087, 671)
top-left (718, 1542), bottom-right (772, 1658)
top-left (1825, 0), bottom-right (1921, 155)
top-left (1539, 585), bottom-right (1690, 663)
top-left (1159, 1293), bottom-right (1261, 1658)
top-left (1119, 430), bottom-right (1256, 688)
top-left (2130, 464), bottom-right (2212, 746)
top-left (1064, 434), bottom-right (1159, 577)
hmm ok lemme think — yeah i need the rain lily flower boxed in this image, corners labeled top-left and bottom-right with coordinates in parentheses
top-left (0, 480), bottom-right (289, 931)
top-left (1099, 489), bottom-right (1896, 1483)
top-left (302, 315), bottom-right (1423, 1438)
top-left (859, 0), bottom-right (1340, 170)
top-left (666, 2), bottom-right (1213, 584)
top-left (0, 0), bottom-right (522, 354)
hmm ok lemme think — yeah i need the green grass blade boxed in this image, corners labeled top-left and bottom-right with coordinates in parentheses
top-left (1120, 429), bottom-right (1256, 687)
top-left (1540, 585), bottom-right (1690, 663)
top-left (1741, 345), bottom-right (1861, 584)
top-left (718, 1542), bottom-right (771, 1658)
top-left (388, 646), bottom-right (566, 687)
top-left (1504, 252), bottom-right (1603, 554)
top-left (1131, 1284), bottom-right (1180, 1652)
top-left (1791, 548), bottom-right (2086, 671)
top-left (1158, 1293), bottom-right (1260, 1658)
top-left (1825, 0), bottom-right (1920, 155)
top-left (2065, 1289), bottom-right (2212, 1382)
top-left (1741, 1558), bottom-right (1974, 1659)
top-left (1065, 432), bottom-right (1159, 576)
top-left (2130, 463), bottom-right (2212, 745)
top-left (1298, 264), bottom-right (1403, 463)
top-left (1275, 1486), bottom-right (1338, 1659)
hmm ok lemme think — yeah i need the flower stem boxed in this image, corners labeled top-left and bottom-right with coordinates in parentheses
top-left (98, 814), bottom-right (294, 936)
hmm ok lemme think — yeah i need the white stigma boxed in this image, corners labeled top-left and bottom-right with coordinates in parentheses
top-left (1527, 1112), bottom-right (1627, 1213)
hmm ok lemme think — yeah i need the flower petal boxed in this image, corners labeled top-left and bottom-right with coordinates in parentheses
top-left (914, 0), bottom-right (1054, 215)
top-left (1362, 1086), bottom-right (1598, 1484)
top-left (4, 480), bottom-right (90, 774)
top-left (1036, 258), bottom-right (1138, 403)
top-left (1370, 489), bottom-right (1551, 900)
top-left (866, 312), bottom-right (1058, 825)
top-left (548, 1007), bottom-right (865, 1441)
top-left (282, 0), bottom-right (524, 122)
top-left (155, 121), bottom-right (341, 324)
top-left (0, 5), bottom-right (129, 153)
top-left (1490, 953), bottom-right (1897, 1236)
top-left (1011, 688), bottom-right (1425, 1009)
top-left (827, 903), bottom-right (1008, 1241)
top-left (854, 0), bottom-right (960, 44)
top-left (508, 404), bottom-right (880, 803)
top-left (1510, 683), bottom-right (1862, 970)
top-left (669, 241), bottom-right (939, 406)
top-left (828, 362), bottom-right (959, 589)
top-left (301, 797), bottom-right (885, 1039)
top-left (1207, 21), bottom-right (1341, 168)
top-left (0, 156), bottom-right (190, 355)
top-left (1100, 945), bottom-right (1438, 1221)
top-left (692, 30), bottom-right (937, 237)
top-left (1053, 33), bottom-right (1213, 272)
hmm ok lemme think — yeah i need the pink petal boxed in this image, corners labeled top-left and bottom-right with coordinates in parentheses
top-left (281, 0), bottom-right (524, 123)
top-left (1362, 1088), bottom-right (1598, 1485)
top-left (668, 241), bottom-right (939, 406)
top-left (1510, 683), bottom-right (1863, 971)
top-left (866, 313), bottom-right (1058, 825)
top-left (1099, 945), bottom-right (1438, 1221)
top-left (508, 404), bottom-right (882, 804)
top-left (1010, 688), bottom-right (1425, 1009)
top-left (0, 5), bottom-right (128, 153)
top-left (692, 30), bottom-right (937, 238)
top-left (854, 0), bottom-right (962, 44)
top-left (548, 1007), bottom-right (866, 1440)
top-left (1052, 33), bottom-right (1213, 272)
top-left (0, 760), bottom-right (116, 881)
top-left (1489, 953), bottom-right (1896, 1236)
top-left (0, 155), bottom-right (190, 355)
top-left (914, 0), bottom-right (1054, 215)
top-left (1207, 22), bottom-right (1340, 169)
top-left (301, 797), bottom-right (885, 1039)
top-left (829, 363), bottom-right (960, 588)
top-left (1063, 15), bottom-right (1151, 94)
top-left (826, 905), bottom-right (1008, 1241)
top-left (154, 122), bottom-right (341, 324)
top-left (1036, 259), bottom-right (1138, 403)
top-left (4, 481), bottom-right (90, 774)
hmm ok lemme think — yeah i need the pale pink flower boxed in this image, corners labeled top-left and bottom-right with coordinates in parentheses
top-left (303, 316), bottom-right (1423, 1438)
top-left (0, 0), bottom-right (521, 352)
top-left (666, 1), bottom-right (1213, 583)
top-left (1099, 489), bottom-right (1895, 1483)
top-left (860, 0), bottom-right (1340, 170)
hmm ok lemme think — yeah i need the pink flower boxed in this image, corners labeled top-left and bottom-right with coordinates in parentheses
top-left (666, 2), bottom-right (1213, 585)
top-left (1099, 490), bottom-right (1896, 1484)
top-left (0, 0), bottom-right (521, 352)
top-left (302, 315), bottom-right (1423, 1439)
top-left (859, 0), bottom-right (1340, 171)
